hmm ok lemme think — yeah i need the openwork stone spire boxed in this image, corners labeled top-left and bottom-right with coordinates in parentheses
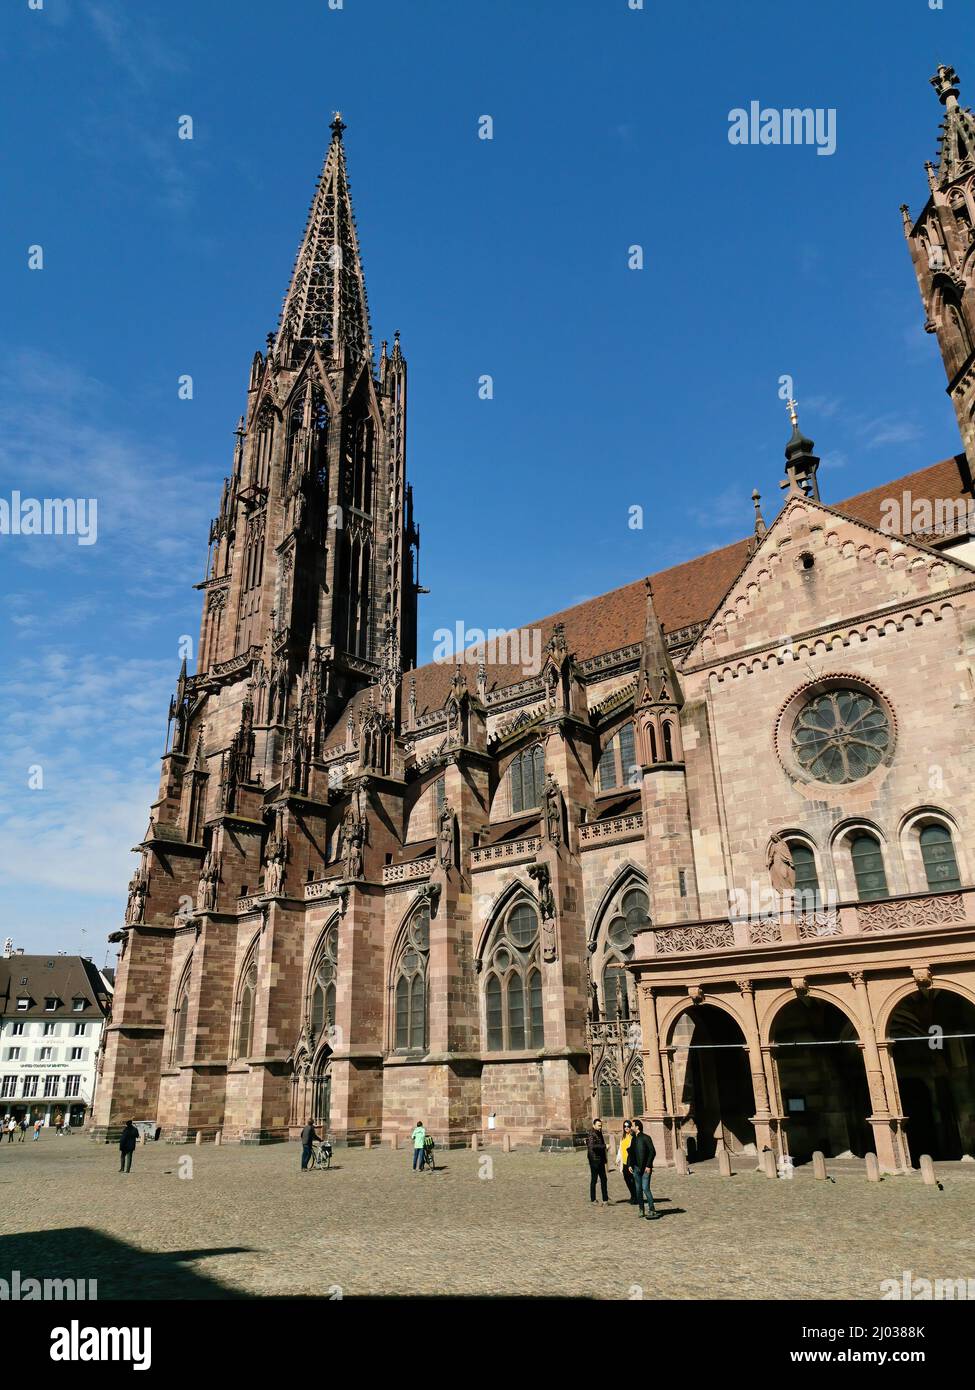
top-left (930, 64), bottom-right (975, 190)
top-left (277, 113), bottom-right (373, 367)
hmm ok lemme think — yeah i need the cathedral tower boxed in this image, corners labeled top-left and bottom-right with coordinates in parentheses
top-left (902, 64), bottom-right (975, 486)
top-left (93, 119), bottom-right (420, 1139)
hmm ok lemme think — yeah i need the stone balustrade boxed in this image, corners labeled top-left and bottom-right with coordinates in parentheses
top-left (470, 836), bottom-right (542, 870)
top-left (381, 857), bottom-right (435, 886)
top-left (578, 812), bottom-right (644, 847)
top-left (644, 888), bottom-right (973, 957)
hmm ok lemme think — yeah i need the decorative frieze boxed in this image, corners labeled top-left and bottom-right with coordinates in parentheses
top-left (655, 922), bottom-right (736, 954)
top-left (858, 892), bottom-right (966, 934)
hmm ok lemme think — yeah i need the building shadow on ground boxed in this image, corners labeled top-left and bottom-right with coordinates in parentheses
top-left (0, 1228), bottom-right (255, 1299)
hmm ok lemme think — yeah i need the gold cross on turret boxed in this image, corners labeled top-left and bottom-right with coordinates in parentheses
top-left (786, 397), bottom-right (799, 428)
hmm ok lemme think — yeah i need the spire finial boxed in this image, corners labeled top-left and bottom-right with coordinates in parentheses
top-left (752, 488), bottom-right (767, 539)
top-left (330, 111), bottom-right (347, 140)
top-left (931, 64), bottom-right (961, 109)
top-left (786, 396), bottom-right (799, 429)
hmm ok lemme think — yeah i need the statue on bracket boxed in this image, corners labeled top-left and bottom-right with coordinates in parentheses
top-left (124, 864), bottom-right (149, 925)
top-left (340, 798), bottom-right (366, 880)
top-left (437, 800), bottom-right (456, 870)
top-left (766, 834), bottom-right (796, 894)
top-left (543, 773), bottom-right (564, 847)
top-left (197, 848), bottom-right (221, 912)
top-left (263, 809), bottom-right (288, 897)
top-left (528, 863), bottom-right (558, 962)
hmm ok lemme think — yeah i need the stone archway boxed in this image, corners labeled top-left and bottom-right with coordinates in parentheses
top-left (887, 989), bottom-right (975, 1164)
top-left (771, 998), bottom-right (872, 1162)
top-left (671, 1004), bottom-right (754, 1161)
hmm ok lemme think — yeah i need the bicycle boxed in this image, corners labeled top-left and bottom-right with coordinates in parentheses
top-left (422, 1135), bottom-right (436, 1172)
top-left (311, 1140), bottom-right (332, 1170)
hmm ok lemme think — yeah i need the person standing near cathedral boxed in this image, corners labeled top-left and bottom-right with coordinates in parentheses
top-left (300, 1119), bottom-right (320, 1171)
top-left (118, 1120), bottom-right (138, 1172)
top-left (617, 1119), bottom-right (636, 1203)
top-left (411, 1120), bottom-right (426, 1170)
top-left (586, 1117), bottom-right (609, 1204)
top-left (627, 1120), bottom-right (659, 1220)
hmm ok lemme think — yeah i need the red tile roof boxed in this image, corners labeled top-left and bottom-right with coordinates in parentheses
top-left (327, 455), bottom-right (970, 734)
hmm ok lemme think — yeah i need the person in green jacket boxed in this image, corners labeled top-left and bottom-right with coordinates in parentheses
top-left (411, 1120), bottom-right (426, 1170)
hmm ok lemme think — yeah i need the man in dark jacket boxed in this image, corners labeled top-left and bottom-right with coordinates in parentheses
top-left (118, 1120), bottom-right (139, 1173)
top-left (300, 1119), bottom-right (320, 1171)
top-left (586, 1118), bottom-right (609, 1204)
top-left (626, 1120), bottom-right (659, 1219)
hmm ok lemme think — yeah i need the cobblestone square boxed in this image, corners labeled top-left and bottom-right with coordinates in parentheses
top-left (2, 1140), bottom-right (973, 1300)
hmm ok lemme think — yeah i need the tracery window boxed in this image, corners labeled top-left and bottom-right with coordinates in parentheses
top-left (593, 883), bottom-right (649, 1021)
top-left (310, 922), bottom-right (339, 1041)
top-left (509, 745), bottom-right (545, 814)
top-left (791, 689), bottom-right (890, 784)
top-left (598, 722), bottom-right (637, 792)
top-left (393, 907), bottom-right (430, 1051)
top-left (483, 901), bottom-right (544, 1051)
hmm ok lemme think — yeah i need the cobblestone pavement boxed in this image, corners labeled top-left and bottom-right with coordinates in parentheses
top-left (1, 1138), bottom-right (973, 1299)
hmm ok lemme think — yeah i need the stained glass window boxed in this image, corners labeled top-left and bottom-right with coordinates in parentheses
top-left (792, 689), bottom-right (890, 784)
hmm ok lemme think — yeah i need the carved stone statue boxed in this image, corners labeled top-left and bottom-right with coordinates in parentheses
top-left (766, 834), bottom-right (796, 893)
top-left (264, 831), bottom-right (287, 897)
top-left (197, 849), bottom-right (220, 912)
top-left (124, 868), bottom-right (147, 925)
top-left (341, 806), bottom-right (365, 879)
top-left (437, 801), bottom-right (456, 870)
top-left (544, 774), bottom-right (563, 847)
top-left (527, 863), bottom-right (557, 962)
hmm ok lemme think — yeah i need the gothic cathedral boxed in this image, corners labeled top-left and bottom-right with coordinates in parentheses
top-left (96, 73), bottom-right (975, 1172)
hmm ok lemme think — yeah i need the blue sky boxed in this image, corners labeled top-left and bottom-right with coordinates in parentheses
top-left (1, 0), bottom-right (971, 957)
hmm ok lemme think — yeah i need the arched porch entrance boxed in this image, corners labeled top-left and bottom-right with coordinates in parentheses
top-left (772, 998), bottom-right (871, 1162)
top-left (888, 989), bottom-right (975, 1164)
top-left (672, 1005), bottom-right (754, 1161)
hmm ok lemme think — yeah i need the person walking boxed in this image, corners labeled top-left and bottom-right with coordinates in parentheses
top-left (586, 1117), bottom-right (610, 1205)
top-left (32, 1118), bottom-right (43, 1142)
top-left (300, 1119), bottom-right (320, 1171)
top-left (626, 1119), bottom-right (659, 1220)
top-left (17, 1117), bottom-right (27, 1142)
top-left (617, 1119), bottom-right (637, 1203)
top-left (411, 1120), bottom-right (426, 1171)
top-left (118, 1120), bottom-right (138, 1172)
top-left (5, 1118), bottom-right (15, 1144)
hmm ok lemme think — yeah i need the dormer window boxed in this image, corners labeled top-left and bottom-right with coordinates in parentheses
top-left (72, 998), bottom-right (87, 1013)
top-left (16, 999), bottom-right (29, 1012)
top-left (44, 997), bottom-right (58, 1012)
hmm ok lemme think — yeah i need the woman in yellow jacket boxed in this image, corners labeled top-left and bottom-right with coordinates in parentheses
top-left (617, 1120), bottom-right (636, 1203)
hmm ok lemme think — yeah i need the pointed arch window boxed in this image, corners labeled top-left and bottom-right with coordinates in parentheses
top-left (171, 980), bottom-right (190, 1066)
top-left (598, 722), bottom-right (636, 792)
top-left (235, 959), bottom-right (258, 1060)
top-left (393, 907), bottom-right (429, 1052)
top-left (591, 880), bottom-right (649, 1022)
top-left (309, 922), bottom-right (339, 1042)
top-left (850, 833), bottom-right (888, 902)
top-left (510, 745), bottom-right (545, 814)
top-left (483, 901), bottom-right (544, 1051)
top-left (919, 823), bottom-right (961, 892)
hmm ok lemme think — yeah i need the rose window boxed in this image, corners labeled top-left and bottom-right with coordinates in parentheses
top-left (791, 688), bottom-right (891, 784)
